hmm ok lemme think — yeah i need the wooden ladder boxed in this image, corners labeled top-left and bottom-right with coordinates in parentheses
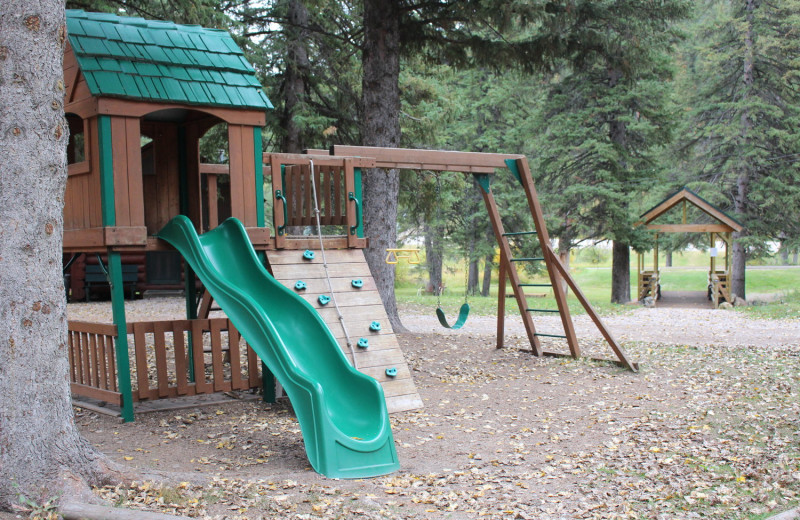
top-left (480, 158), bottom-right (638, 371)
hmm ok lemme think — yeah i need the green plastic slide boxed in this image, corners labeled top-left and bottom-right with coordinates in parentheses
top-left (158, 216), bottom-right (399, 478)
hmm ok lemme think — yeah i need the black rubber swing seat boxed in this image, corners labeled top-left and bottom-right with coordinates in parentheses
top-left (436, 302), bottom-right (470, 329)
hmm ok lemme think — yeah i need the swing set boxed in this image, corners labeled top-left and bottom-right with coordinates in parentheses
top-left (322, 145), bottom-right (636, 371)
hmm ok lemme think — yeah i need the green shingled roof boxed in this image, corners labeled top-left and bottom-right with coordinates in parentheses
top-left (66, 10), bottom-right (273, 110)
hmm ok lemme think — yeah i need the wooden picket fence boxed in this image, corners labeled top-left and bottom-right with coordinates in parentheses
top-left (68, 318), bottom-right (262, 409)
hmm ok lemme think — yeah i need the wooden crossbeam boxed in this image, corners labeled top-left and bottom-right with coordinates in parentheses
top-left (331, 145), bottom-right (523, 173)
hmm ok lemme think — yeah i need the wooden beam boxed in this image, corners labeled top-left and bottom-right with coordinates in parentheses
top-left (200, 163), bottom-right (230, 175)
top-left (97, 98), bottom-right (266, 126)
top-left (638, 188), bottom-right (743, 232)
top-left (331, 145), bottom-right (522, 173)
top-left (262, 152), bottom-right (376, 169)
top-left (645, 223), bottom-right (736, 233)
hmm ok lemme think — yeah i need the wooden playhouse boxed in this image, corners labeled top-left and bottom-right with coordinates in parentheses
top-left (62, 10), bottom-right (423, 421)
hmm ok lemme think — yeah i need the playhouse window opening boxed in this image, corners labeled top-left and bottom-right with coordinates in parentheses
top-left (66, 114), bottom-right (86, 164)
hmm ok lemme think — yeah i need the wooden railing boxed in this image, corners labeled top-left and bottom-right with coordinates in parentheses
top-left (709, 271), bottom-right (731, 307)
top-left (638, 270), bottom-right (660, 301)
top-left (283, 163), bottom-right (349, 227)
top-left (129, 318), bottom-right (260, 401)
top-left (68, 318), bottom-right (262, 408)
top-left (68, 321), bottom-right (120, 404)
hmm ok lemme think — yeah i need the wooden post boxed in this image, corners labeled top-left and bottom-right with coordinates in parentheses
top-left (654, 233), bottom-right (659, 273)
top-left (496, 252), bottom-right (506, 349)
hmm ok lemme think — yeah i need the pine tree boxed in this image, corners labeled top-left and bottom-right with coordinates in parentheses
top-left (678, 0), bottom-right (800, 299)
top-left (530, 0), bottom-right (689, 303)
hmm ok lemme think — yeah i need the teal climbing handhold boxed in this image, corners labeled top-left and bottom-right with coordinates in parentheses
top-left (357, 338), bottom-right (369, 349)
top-left (369, 321), bottom-right (381, 332)
top-left (351, 279), bottom-right (364, 288)
top-left (294, 281), bottom-right (307, 291)
top-left (318, 295), bottom-right (331, 305)
top-left (303, 250), bottom-right (315, 260)
top-left (385, 367), bottom-right (397, 377)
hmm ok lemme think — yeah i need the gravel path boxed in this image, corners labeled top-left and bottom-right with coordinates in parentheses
top-left (68, 296), bottom-right (800, 350)
top-left (402, 307), bottom-right (800, 349)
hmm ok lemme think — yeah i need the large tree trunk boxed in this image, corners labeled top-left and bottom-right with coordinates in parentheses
top-left (481, 253), bottom-right (493, 297)
top-left (731, 0), bottom-right (756, 300)
top-left (610, 240), bottom-right (631, 304)
top-left (280, 0), bottom-right (310, 154)
top-left (665, 250), bottom-right (673, 267)
top-left (423, 220), bottom-right (443, 294)
top-left (0, 2), bottom-right (111, 508)
top-left (779, 243), bottom-right (789, 265)
top-left (361, 0), bottom-right (403, 330)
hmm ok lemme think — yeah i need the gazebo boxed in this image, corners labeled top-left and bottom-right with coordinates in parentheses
top-left (636, 187), bottom-right (743, 307)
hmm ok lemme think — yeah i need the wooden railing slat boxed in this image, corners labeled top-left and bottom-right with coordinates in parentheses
top-left (210, 319), bottom-right (224, 392)
top-left (173, 321), bottom-right (189, 396)
top-left (191, 320), bottom-right (208, 394)
top-left (132, 323), bottom-right (151, 400)
top-left (228, 323), bottom-right (243, 390)
top-left (153, 322), bottom-right (170, 398)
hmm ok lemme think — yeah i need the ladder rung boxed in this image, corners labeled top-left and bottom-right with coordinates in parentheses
top-left (526, 308), bottom-right (560, 313)
top-left (502, 231), bottom-right (538, 236)
top-left (534, 333), bottom-right (568, 339)
top-left (519, 283), bottom-right (552, 287)
top-left (511, 257), bottom-right (545, 262)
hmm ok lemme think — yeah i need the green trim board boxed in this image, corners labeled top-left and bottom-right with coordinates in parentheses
top-left (97, 115), bottom-right (115, 226)
top-left (66, 10), bottom-right (272, 110)
top-left (253, 127), bottom-right (265, 227)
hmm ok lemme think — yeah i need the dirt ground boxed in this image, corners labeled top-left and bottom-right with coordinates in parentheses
top-left (11, 299), bottom-right (800, 519)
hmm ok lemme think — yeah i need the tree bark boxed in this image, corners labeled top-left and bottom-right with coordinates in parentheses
top-left (481, 253), bottom-right (492, 297)
top-left (0, 1), bottom-right (112, 508)
top-left (361, 0), bottom-right (404, 330)
top-left (779, 243), bottom-right (789, 265)
top-left (731, 0), bottom-right (756, 300)
top-left (793, 249), bottom-right (798, 265)
top-left (665, 250), bottom-right (673, 267)
top-left (423, 220), bottom-right (443, 294)
top-left (280, 0), bottom-right (310, 154)
top-left (610, 240), bottom-right (631, 304)
top-left (557, 236), bottom-right (571, 296)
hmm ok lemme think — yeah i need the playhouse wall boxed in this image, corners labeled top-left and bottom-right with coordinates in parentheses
top-left (64, 116), bottom-right (102, 232)
top-left (227, 124), bottom-right (259, 227)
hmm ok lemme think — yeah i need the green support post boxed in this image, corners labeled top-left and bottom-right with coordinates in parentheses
top-left (254, 127), bottom-right (265, 227)
top-left (98, 115), bottom-right (134, 422)
top-left (108, 253), bottom-right (135, 422)
top-left (353, 167), bottom-right (364, 238)
top-left (257, 251), bottom-right (276, 403)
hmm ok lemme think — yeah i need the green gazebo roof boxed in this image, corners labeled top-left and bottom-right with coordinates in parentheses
top-left (66, 10), bottom-right (273, 110)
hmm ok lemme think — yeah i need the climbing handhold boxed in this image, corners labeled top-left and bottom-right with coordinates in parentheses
top-left (369, 321), bottom-right (381, 332)
top-left (318, 295), bottom-right (331, 305)
top-left (294, 281), bottom-right (307, 291)
top-left (303, 250), bottom-right (315, 260)
top-left (351, 279), bottom-right (364, 288)
top-left (357, 338), bottom-right (369, 349)
top-left (385, 367), bottom-right (397, 377)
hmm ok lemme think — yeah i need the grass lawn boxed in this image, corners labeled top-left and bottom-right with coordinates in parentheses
top-left (396, 257), bottom-right (800, 320)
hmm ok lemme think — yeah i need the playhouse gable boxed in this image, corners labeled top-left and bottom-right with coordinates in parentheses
top-left (65, 9), bottom-right (272, 110)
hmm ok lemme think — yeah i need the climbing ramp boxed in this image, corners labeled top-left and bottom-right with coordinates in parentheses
top-left (266, 248), bottom-right (424, 414)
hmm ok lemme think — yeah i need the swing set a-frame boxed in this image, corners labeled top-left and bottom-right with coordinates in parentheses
top-left (320, 146), bottom-right (639, 372)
